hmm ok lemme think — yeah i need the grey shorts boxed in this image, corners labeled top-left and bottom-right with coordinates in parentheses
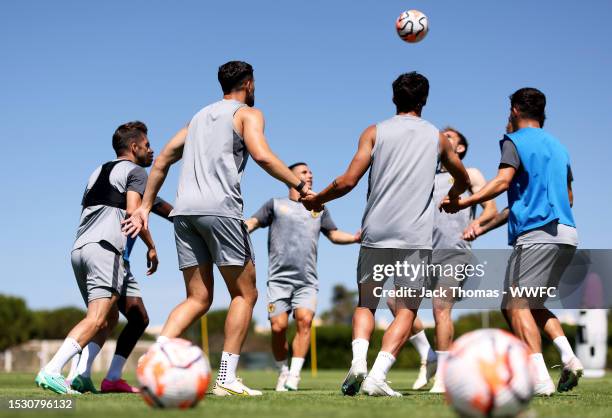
top-left (428, 249), bottom-right (475, 289)
top-left (357, 247), bottom-right (432, 309)
top-left (120, 260), bottom-right (141, 298)
top-left (71, 241), bottom-right (124, 305)
top-left (173, 215), bottom-right (254, 270)
top-left (357, 247), bottom-right (432, 286)
top-left (267, 282), bottom-right (317, 318)
top-left (504, 243), bottom-right (576, 305)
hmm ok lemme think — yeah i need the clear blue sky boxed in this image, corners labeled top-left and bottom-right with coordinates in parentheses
top-left (1, 1), bottom-right (610, 328)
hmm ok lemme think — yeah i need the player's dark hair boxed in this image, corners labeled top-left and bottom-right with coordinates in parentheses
top-left (112, 121), bottom-right (148, 155)
top-left (510, 87), bottom-right (546, 127)
top-left (392, 72), bottom-right (429, 113)
top-left (443, 126), bottom-right (469, 159)
top-left (289, 162), bottom-right (308, 171)
top-left (218, 61), bottom-right (254, 94)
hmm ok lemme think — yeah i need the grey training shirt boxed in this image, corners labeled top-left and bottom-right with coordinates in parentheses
top-left (171, 99), bottom-right (248, 219)
top-left (73, 159), bottom-right (147, 253)
top-left (253, 198), bottom-right (337, 287)
top-left (361, 115), bottom-right (440, 249)
top-left (432, 168), bottom-right (475, 249)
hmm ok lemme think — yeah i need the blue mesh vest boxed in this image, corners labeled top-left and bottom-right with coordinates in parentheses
top-left (503, 127), bottom-right (575, 245)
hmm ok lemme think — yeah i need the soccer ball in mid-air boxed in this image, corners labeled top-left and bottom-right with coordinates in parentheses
top-left (396, 9), bottom-right (428, 43)
top-left (444, 329), bottom-right (534, 417)
top-left (137, 338), bottom-right (211, 409)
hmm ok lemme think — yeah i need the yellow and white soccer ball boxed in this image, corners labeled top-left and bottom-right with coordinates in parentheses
top-left (395, 9), bottom-right (428, 43)
top-left (136, 338), bottom-right (211, 409)
top-left (445, 329), bottom-right (534, 417)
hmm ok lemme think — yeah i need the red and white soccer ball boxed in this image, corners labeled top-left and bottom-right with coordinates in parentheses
top-left (136, 338), bottom-right (211, 409)
top-left (396, 9), bottom-right (429, 43)
top-left (444, 329), bottom-right (534, 418)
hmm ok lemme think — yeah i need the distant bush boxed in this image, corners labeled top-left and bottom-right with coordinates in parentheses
top-left (0, 295), bottom-right (34, 350)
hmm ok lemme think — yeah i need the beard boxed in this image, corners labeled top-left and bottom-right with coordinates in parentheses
top-left (508, 115), bottom-right (519, 133)
top-left (246, 90), bottom-right (255, 107)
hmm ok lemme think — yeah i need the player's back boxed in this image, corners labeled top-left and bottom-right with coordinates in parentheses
top-left (74, 159), bottom-right (146, 253)
top-left (172, 99), bottom-right (248, 220)
top-left (361, 115), bottom-right (439, 249)
top-left (432, 169), bottom-right (475, 250)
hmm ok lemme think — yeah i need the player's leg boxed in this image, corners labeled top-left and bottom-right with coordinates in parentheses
top-left (69, 306), bottom-right (119, 393)
top-left (362, 249), bottom-right (427, 397)
top-left (532, 245), bottom-right (582, 392)
top-left (100, 294), bottom-right (150, 393)
top-left (159, 263), bottom-right (214, 338)
top-left (37, 243), bottom-right (123, 395)
top-left (285, 306), bottom-right (315, 391)
top-left (408, 316), bottom-right (437, 390)
top-left (269, 310), bottom-right (290, 391)
top-left (503, 245), bottom-right (556, 396)
top-left (37, 295), bottom-right (118, 395)
top-left (429, 291), bottom-right (454, 393)
top-left (533, 308), bottom-right (579, 366)
top-left (212, 261), bottom-right (260, 395)
top-left (267, 281), bottom-right (292, 390)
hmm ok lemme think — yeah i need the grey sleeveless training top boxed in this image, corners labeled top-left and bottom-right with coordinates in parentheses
top-left (171, 99), bottom-right (248, 219)
top-left (432, 169), bottom-right (475, 249)
top-left (361, 115), bottom-right (439, 249)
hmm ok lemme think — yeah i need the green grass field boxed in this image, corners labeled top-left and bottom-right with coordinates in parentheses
top-left (1, 370), bottom-right (610, 418)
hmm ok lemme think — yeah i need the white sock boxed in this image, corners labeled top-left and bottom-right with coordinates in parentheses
top-left (217, 352), bottom-right (239, 385)
top-left (434, 351), bottom-right (449, 380)
top-left (553, 336), bottom-right (575, 365)
top-left (289, 357), bottom-right (305, 377)
top-left (409, 330), bottom-right (436, 363)
top-left (530, 353), bottom-right (551, 381)
top-left (106, 355), bottom-right (127, 381)
top-left (352, 338), bottom-right (369, 363)
top-left (67, 353), bottom-right (81, 381)
top-left (44, 338), bottom-right (81, 375)
top-left (369, 351), bottom-right (395, 381)
top-left (77, 342), bottom-right (101, 378)
top-left (275, 359), bottom-right (289, 374)
top-left (156, 335), bottom-right (169, 344)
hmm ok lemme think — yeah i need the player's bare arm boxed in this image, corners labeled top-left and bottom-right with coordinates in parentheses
top-left (325, 229), bottom-right (361, 244)
top-left (463, 167), bottom-right (498, 238)
top-left (244, 217), bottom-right (260, 233)
top-left (439, 132), bottom-right (470, 201)
top-left (464, 207), bottom-right (510, 241)
top-left (122, 127), bottom-right (188, 237)
top-left (127, 190), bottom-right (158, 275)
top-left (301, 125), bottom-right (375, 211)
top-left (443, 165), bottom-right (515, 214)
top-left (151, 198), bottom-right (174, 221)
top-left (237, 107), bottom-right (309, 195)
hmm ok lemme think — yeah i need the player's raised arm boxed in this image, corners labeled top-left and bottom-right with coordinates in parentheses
top-left (439, 132), bottom-right (470, 201)
top-left (301, 125), bottom-right (375, 211)
top-left (122, 127), bottom-right (187, 237)
top-left (238, 107), bottom-right (309, 196)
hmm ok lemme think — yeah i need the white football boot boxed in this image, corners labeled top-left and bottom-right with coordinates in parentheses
top-left (275, 370), bottom-right (289, 392)
top-left (429, 374), bottom-right (446, 393)
top-left (412, 359), bottom-right (437, 390)
top-left (557, 356), bottom-right (584, 393)
top-left (341, 359), bottom-right (368, 396)
top-left (284, 373), bottom-right (300, 391)
top-left (361, 375), bottom-right (402, 397)
top-left (212, 378), bottom-right (263, 396)
top-left (533, 377), bottom-right (555, 396)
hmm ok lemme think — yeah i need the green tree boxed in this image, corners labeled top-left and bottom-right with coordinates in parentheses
top-left (0, 294), bottom-right (34, 350)
top-left (320, 285), bottom-right (357, 325)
